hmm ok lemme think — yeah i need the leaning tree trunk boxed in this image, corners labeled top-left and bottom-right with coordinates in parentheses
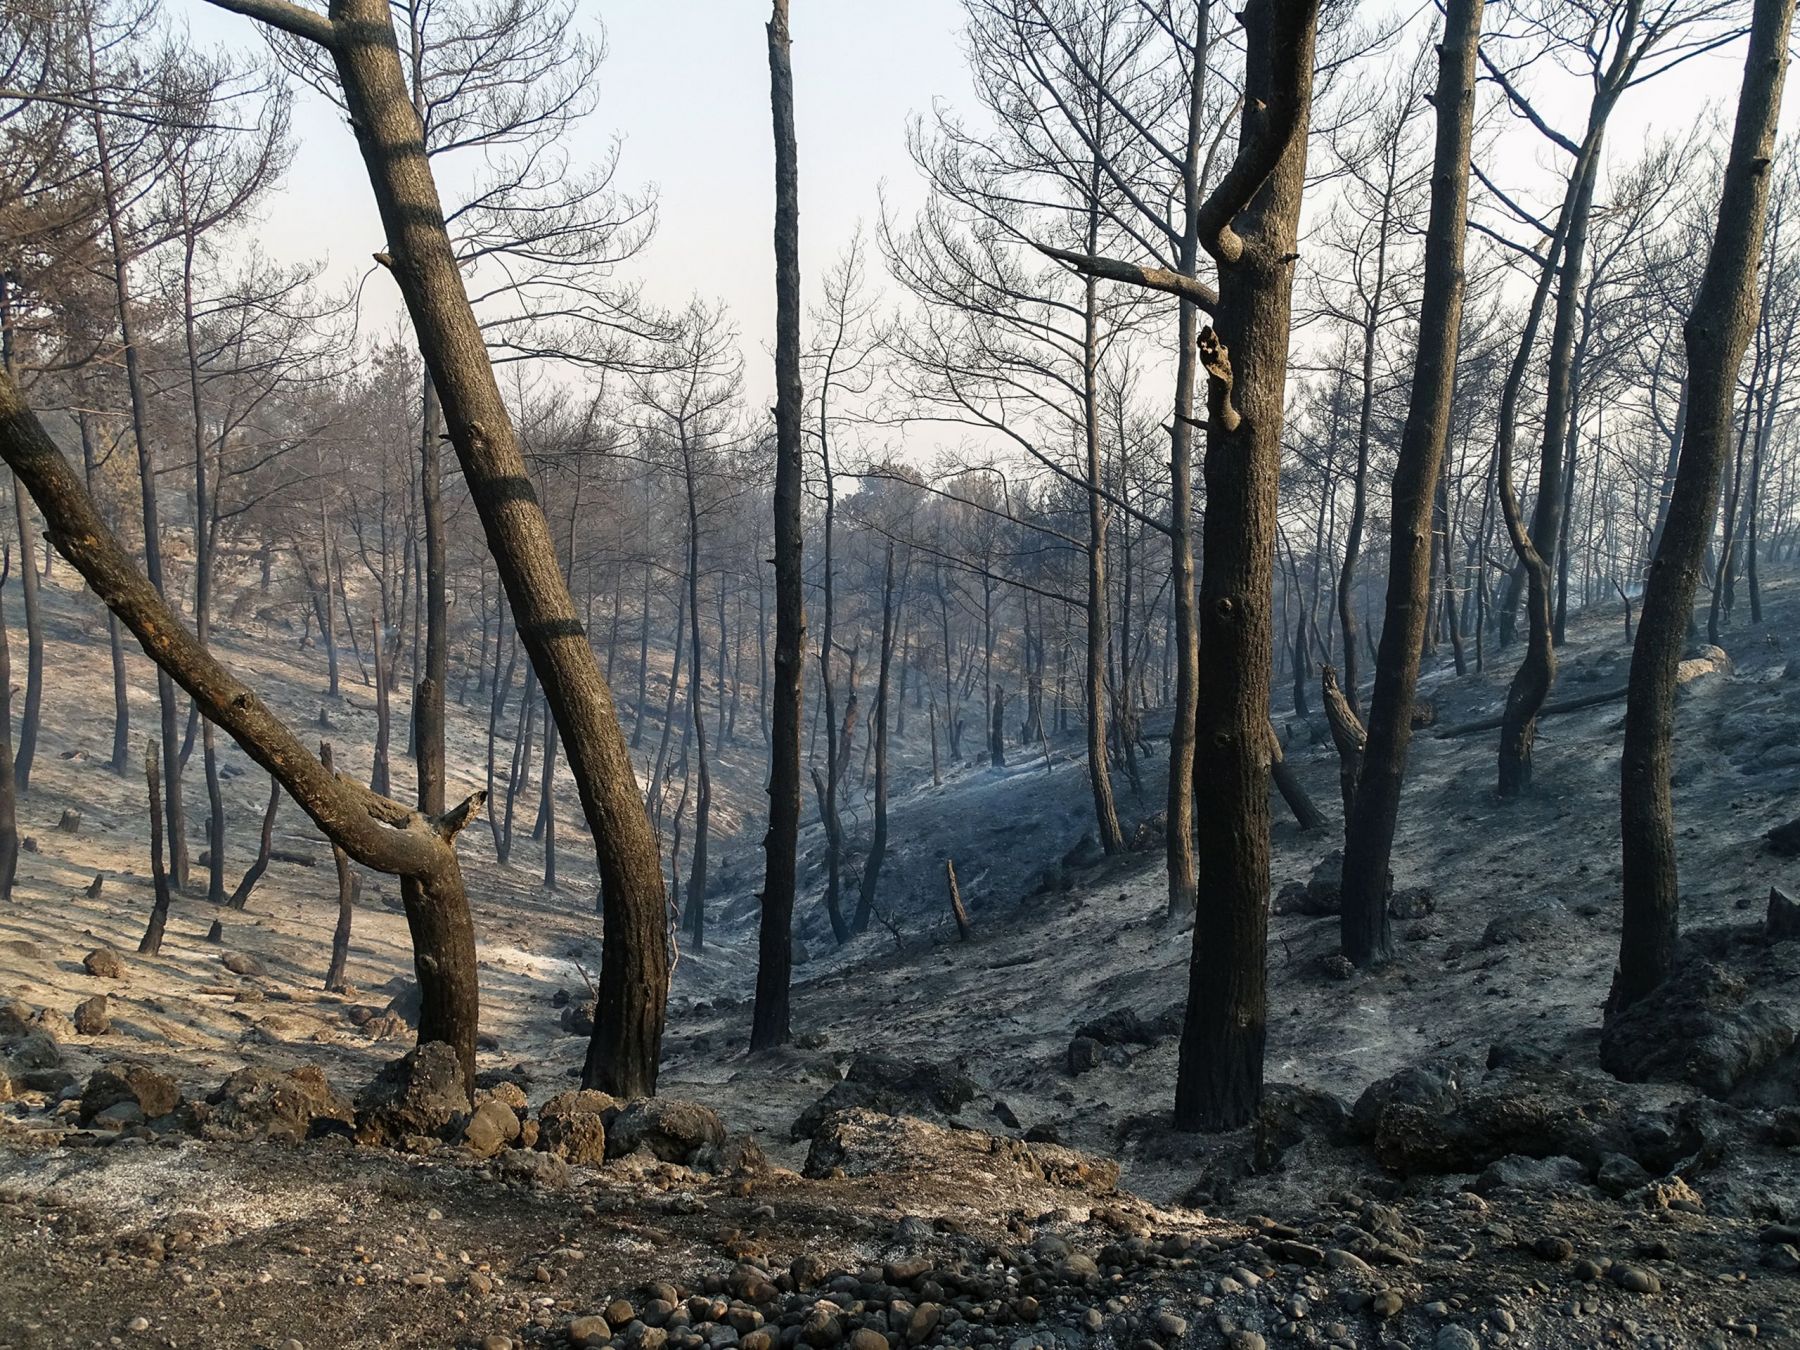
top-left (139, 739), bottom-right (173, 956)
top-left (1615, 0), bottom-right (1793, 1012)
top-left (322, 741), bottom-right (359, 992)
top-left (1338, 0), bottom-right (1481, 968)
top-left (3, 369), bottom-right (489, 1097)
top-left (0, 577), bottom-right (16, 903)
top-left (1176, 0), bottom-right (1318, 1133)
top-left (202, 0), bottom-right (669, 1097)
top-left (209, 774), bottom-right (280, 941)
top-left (1497, 128), bottom-right (1605, 795)
top-left (856, 544), bottom-right (900, 933)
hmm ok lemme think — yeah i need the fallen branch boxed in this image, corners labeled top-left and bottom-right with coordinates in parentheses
top-left (1436, 684), bottom-right (1628, 738)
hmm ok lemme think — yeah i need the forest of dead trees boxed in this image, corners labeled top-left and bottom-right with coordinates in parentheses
top-left (1, 0), bottom-right (1798, 1133)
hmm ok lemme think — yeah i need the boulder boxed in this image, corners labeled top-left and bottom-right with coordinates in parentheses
top-left (462, 1098), bottom-right (523, 1159)
top-left (385, 982), bottom-right (424, 1030)
top-left (537, 1090), bottom-right (617, 1166)
top-left (354, 1042), bottom-right (470, 1145)
top-left (80, 1061), bottom-right (181, 1124)
top-left (1675, 644), bottom-right (1732, 686)
top-left (559, 999), bottom-right (596, 1037)
top-left (200, 1065), bottom-right (353, 1141)
top-left (790, 1052), bottom-right (978, 1141)
top-left (1357, 1059), bottom-right (1633, 1177)
top-left (1600, 959), bottom-right (1795, 1099)
top-left (803, 1108), bottom-right (1118, 1193)
top-left (73, 995), bottom-right (110, 1036)
top-left (1274, 851), bottom-right (1343, 916)
top-left (220, 951), bottom-right (266, 978)
top-left (607, 1097), bottom-right (727, 1163)
top-left (0, 1001), bottom-right (32, 1040)
top-left (1073, 1007), bottom-right (1158, 1046)
top-left (1473, 1154), bottom-right (1588, 1195)
top-left (1769, 886), bottom-right (1800, 942)
top-left (1065, 1036), bottom-right (1103, 1076)
top-left (6, 1029), bottom-right (61, 1071)
top-left (83, 947), bottom-right (125, 979)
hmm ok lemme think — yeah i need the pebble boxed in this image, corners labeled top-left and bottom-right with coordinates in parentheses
top-left (1531, 1236), bottom-right (1574, 1263)
top-left (1323, 1249), bottom-right (1369, 1272)
top-left (1153, 1311), bottom-right (1187, 1339)
top-left (847, 1332), bottom-right (887, 1350)
top-left (1371, 1292), bottom-right (1403, 1319)
top-left (1436, 1328), bottom-right (1480, 1350)
top-left (1226, 1334), bottom-right (1265, 1350)
top-left (482, 1338), bottom-right (514, 1350)
top-left (125, 1318), bottom-right (150, 1333)
top-left (1489, 1309), bottom-right (1516, 1333)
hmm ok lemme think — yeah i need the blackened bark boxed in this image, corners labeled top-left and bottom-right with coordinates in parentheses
top-left (416, 372), bottom-right (447, 815)
top-left (1175, 0), bottom-right (1318, 1133)
top-left (1616, 0), bottom-right (1793, 1011)
top-left (139, 738), bottom-right (172, 956)
top-left (209, 774), bottom-right (280, 941)
top-left (322, 741), bottom-right (358, 992)
top-left (210, 0), bottom-right (666, 1096)
top-left (856, 543), bottom-right (900, 932)
top-left (0, 369), bottom-right (485, 1096)
top-left (1339, 0), bottom-right (1481, 967)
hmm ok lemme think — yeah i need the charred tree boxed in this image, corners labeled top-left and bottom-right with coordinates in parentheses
top-left (1339, 0), bottom-right (1482, 967)
top-left (1615, 0), bottom-right (1793, 1011)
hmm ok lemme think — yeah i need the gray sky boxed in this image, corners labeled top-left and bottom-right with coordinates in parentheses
top-left (172, 0), bottom-right (1766, 431)
top-left (176, 0), bottom-right (974, 414)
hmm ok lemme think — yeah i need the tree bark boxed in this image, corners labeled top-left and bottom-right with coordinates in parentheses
top-left (201, 0), bottom-right (669, 1097)
top-left (1615, 0), bottom-right (1793, 1011)
top-left (322, 741), bottom-right (360, 992)
top-left (1339, 0), bottom-right (1481, 967)
top-left (139, 738), bottom-right (173, 956)
top-left (856, 543), bottom-right (900, 932)
top-left (1176, 0), bottom-right (1318, 1133)
top-left (1, 369), bottom-right (487, 1095)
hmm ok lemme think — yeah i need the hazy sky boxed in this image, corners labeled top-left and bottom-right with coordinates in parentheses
top-left (169, 1), bottom-right (1769, 430)
top-left (174, 0), bottom-right (974, 413)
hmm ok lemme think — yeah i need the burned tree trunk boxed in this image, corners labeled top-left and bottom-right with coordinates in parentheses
top-left (1320, 665), bottom-right (1366, 820)
top-left (322, 742), bottom-right (358, 993)
top-left (0, 570), bottom-right (15, 903)
top-left (1176, 0), bottom-right (1319, 1133)
top-left (1616, 0), bottom-right (1793, 1012)
top-left (139, 739), bottom-right (172, 956)
top-left (1338, 0), bottom-right (1482, 969)
top-left (201, 0), bottom-right (669, 1097)
top-left (856, 543), bottom-right (901, 933)
top-left (209, 774), bottom-right (280, 942)
top-left (1, 369), bottom-right (487, 1096)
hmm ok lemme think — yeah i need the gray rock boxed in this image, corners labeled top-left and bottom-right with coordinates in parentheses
top-left (1474, 1154), bottom-right (1587, 1195)
top-left (789, 1053), bottom-right (977, 1141)
top-left (1599, 959), bottom-right (1795, 1098)
top-left (1595, 1152), bottom-right (1653, 1197)
top-left (1436, 1329), bottom-right (1481, 1350)
top-left (81, 1061), bottom-right (180, 1123)
top-left (354, 1042), bottom-right (469, 1145)
top-left (202, 1065), bottom-right (352, 1141)
top-left (83, 947), bottom-right (126, 979)
top-left (462, 1098), bottom-right (522, 1159)
top-left (73, 995), bottom-right (110, 1036)
top-left (607, 1097), bottom-right (727, 1163)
